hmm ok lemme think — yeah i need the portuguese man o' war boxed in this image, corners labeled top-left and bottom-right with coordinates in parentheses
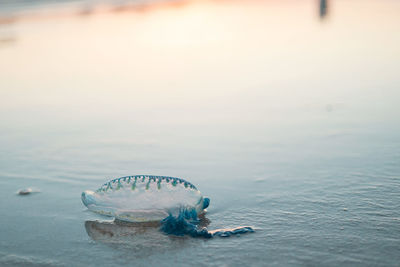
top-left (82, 175), bottom-right (209, 222)
top-left (82, 175), bottom-right (254, 238)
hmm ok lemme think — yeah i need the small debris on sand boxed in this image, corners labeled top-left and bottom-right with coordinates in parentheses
top-left (17, 188), bottom-right (33, 195)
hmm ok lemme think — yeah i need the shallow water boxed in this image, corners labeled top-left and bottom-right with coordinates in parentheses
top-left (0, 0), bottom-right (400, 266)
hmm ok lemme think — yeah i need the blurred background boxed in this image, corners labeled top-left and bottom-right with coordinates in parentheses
top-left (0, 0), bottom-right (399, 266)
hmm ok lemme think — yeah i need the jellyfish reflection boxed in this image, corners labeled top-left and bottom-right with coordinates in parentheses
top-left (85, 214), bottom-right (210, 250)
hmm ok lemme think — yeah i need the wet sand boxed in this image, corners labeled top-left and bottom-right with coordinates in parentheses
top-left (1, 0), bottom-right (400, 266)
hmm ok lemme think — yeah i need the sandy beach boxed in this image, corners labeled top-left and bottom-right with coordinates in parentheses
top-left (1, 0), bottom-right (400, 266)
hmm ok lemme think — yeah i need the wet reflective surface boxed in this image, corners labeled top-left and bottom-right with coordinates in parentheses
top-left (0, 0), bottom-right (400, 266)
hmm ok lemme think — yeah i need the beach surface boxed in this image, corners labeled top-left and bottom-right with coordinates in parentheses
top-left (1, 0), bottom-right (400, 266)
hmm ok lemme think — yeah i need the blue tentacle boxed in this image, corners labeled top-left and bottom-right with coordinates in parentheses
top-left (160, 208), bottom-right (254, 238)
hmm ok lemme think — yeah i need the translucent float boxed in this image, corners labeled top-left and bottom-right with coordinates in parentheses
top-left (81, 175), bottom-right (209, 222)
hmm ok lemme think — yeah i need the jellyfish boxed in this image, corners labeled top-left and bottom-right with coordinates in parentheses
top-left (82, 175), bottom-right (252, 238)
top-left (81, 175), bottom-right (209, 223)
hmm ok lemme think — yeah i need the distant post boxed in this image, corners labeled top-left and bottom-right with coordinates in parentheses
top-left (319, 0), bottom-right (328, 19)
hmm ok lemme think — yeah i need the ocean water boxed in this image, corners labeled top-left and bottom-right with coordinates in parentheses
top-left (0, 0), bottom-right (400, 266)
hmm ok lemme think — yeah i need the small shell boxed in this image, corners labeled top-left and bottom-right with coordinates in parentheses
top-left (18, 188), bottom-right (32, 195)
top-left (17, 188), bottom-right (39, 195)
